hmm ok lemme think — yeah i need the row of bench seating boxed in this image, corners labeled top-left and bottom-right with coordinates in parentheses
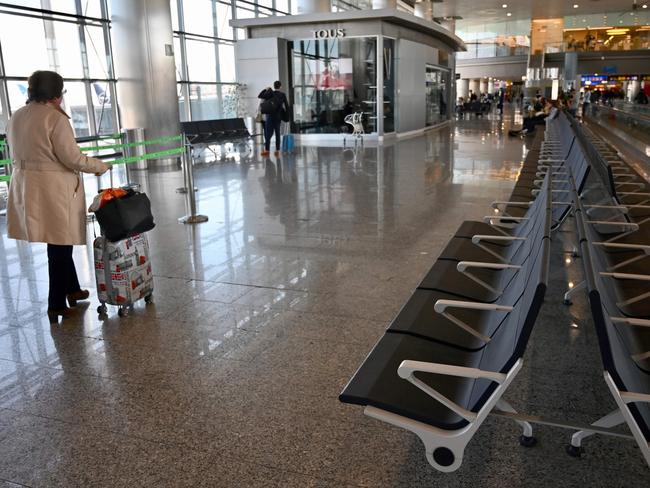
top-left (181, 118), bottom-right (253, 146)
top-left (562, 119), bottom-right (650, 465)
top-left (339, 111), bottom-right (650, 473)
top-left (339, 117), bottom-right (560, 471)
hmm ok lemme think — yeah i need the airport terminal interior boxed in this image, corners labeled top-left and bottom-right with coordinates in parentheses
top-left (0, 0), bottom-right (650, 486)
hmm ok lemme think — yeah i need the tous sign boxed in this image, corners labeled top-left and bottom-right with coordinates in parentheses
top-left (312, 28), bottom-right (345, 39)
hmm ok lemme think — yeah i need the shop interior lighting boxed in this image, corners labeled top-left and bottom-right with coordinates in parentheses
top-left (606, 28), bottom-right (630, 35)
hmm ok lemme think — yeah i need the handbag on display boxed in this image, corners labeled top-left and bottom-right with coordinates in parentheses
top-left (93, 189), bottom-right (156, 243)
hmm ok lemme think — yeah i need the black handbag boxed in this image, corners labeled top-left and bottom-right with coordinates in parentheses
top-left (95, 190), bottom-right (155, 242)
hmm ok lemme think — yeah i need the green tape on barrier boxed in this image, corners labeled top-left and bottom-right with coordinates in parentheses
top-left (0, 175), bottom-right (10, 182)
top-left (81, 134), bottom-right (183, 152)
top-left (0, 159), bottom-right (11, 166)
top-left (109, 146), bottom-right (185, 166)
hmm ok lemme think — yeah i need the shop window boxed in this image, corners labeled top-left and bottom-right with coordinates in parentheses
top-left (426, 66), bottom-right (449, 127)
top-left (290, 37), bottom-right (378, 134)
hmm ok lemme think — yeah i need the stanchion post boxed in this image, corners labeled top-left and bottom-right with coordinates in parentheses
top-left (175, 135), bottom-right (197, 194)
top-left (179, 135), bottom-right (208, 224)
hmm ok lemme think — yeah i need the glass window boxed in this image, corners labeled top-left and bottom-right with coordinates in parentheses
top-left (218, 43), bottom-right (236, 82)
top-left (186, 39), bottom-right (217, 82)
top-left (425, 66), bottom-right (449, 126)
top-left (383, 38), bottom-right (395, 133)
top-left (0, 15), bottom-right (49, 76)
top-left (221, 85), bottom-right (238, 117)
top-left (181, 0), bottom-right (214, 36)
top-left (170, 0), bottom-right (179, 30)
top-left (85, 25), bottom-right (110, 78)
top-left (216, 2), bottom-right (233, 40)
top-left (80, 0), bottom-right (104, 18)
top-left (174, 37), bottom-right (184, 80)
top-left (53, 21), bottom-right (84, 78)
top-left (62, 81), bottom-right (91, 137)
top-left (90, 81), bottom-right (116, 135)
top-left (276, 0), bottom-right (290, 13)
top-left (189, 84), bottom-right (220, 120)
top-left (290, 37), bottom-right (378, 134)
top-left (6, 80), bottom-right (30, 113)
top-left (8, 0), bottom-right (77, 14)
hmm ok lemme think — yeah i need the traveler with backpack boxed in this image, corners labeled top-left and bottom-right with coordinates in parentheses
top-left (258, 81), bottom-right (290, 156)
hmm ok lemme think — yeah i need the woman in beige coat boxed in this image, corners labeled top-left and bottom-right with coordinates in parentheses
top-left (6, 71), bottom-right (109, 323)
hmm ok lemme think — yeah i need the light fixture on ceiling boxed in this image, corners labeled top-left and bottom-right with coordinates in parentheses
top-left (573, 3), bottom-right (579, 8)
top-left (507, 12), bottom-right (512, 16)
top-left (502, 3), bottom-right (508, 7)
top-left (643, 3), bottom-right (648, 7)
top-left (606, 28), bottom-right (630, 35)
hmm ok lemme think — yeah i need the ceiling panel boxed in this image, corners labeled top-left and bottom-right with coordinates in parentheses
top-left (429, 0), bottom-right (647, 25)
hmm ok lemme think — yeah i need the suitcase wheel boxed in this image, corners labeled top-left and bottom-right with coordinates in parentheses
top-left (97, 304), bottom-right (108, 315)
top-left (144, 293), bottom-right (154, 304)
top-left (118, 306), bottom-right (129, 318)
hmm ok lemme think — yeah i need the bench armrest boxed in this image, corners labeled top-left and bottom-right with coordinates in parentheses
top-left (585, 221), bottom-right (639, 231)
top-left (600, 271), bottom-right (650, 281)
top-left (610, 317), bottom-right (650, 328)
top-left (471, 235), bottom-right (526, 245)
top-left (584, 204), bottom-right (629, 213)
top-left (434, 299), bottom-right (513, 314)
top-left (490, 201), bottom-right (532, 209)
top-left (397, 360), bottom-right (506, 421)
top-left (620, 391), bottom-right (650, 405)
top-left (483, 216), bottom-right (529, 223)
top-left (456, 262), bottom-right (522, 272)
top-left (594, 242), bottom-right (650, 254)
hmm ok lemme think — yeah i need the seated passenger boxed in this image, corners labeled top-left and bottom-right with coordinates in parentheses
top-left (508, 100), bottom-right (558, 137)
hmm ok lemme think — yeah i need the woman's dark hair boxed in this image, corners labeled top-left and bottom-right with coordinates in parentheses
top-left (27, 70), bottom-right (64, 103)
top-left (273, 80), bottom-right (282, 90)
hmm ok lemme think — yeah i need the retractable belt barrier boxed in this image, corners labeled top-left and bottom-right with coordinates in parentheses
top-left (0, 135), bottom-right (185, 183)
top-left (80, 134), bottom-right (183, 153)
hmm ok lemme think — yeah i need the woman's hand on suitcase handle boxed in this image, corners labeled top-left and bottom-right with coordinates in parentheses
top-left (95, 162), bottom-right (111, 176)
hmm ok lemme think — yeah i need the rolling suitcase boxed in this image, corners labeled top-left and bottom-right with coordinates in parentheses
top-left (281, 123), bottom-right (294, 153)
top-left (94, 232), bottom-right (154, 317)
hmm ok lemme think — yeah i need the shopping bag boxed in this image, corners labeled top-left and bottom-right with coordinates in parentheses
top-left (94, 190), bottom-right (155, 242)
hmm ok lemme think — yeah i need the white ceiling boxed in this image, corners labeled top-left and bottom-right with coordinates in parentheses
top-left (432, 0), bottom-right (647, 24)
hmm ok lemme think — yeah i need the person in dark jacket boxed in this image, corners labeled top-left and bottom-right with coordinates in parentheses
top-left (258, 81), bottom-right (290, 156)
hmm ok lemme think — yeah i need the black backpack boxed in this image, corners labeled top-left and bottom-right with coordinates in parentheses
top-left (260, 96), bottom-right (279, 115)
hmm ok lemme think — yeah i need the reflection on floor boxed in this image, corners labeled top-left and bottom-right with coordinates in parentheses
top-left (0, 108), bottom-right (647, 486)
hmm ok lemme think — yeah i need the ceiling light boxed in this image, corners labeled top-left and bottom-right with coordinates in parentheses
top-left (502, 3), bottom-right (508, 7)
top-left (643, 4), bottom-right (648, 8)
top-left (573, 4), bottom-right (579, 8)
top-left (606, 28), bottom-right (629, 35)
top-left (507, 12), bottom-right (512, 16)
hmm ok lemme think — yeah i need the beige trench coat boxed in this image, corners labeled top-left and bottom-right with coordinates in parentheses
top-left (6, 102), bottom-right (107, 245)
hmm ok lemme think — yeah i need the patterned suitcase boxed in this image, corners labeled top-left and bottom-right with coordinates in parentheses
top-left (94, 232), bottom-right (154, 317)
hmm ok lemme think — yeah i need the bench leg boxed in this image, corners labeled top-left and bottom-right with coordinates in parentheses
top-left (364, 359), bottom-right (524, 473)
top-left (567, 408), bottom-right (624, 457)
top-left (563, 280), bottom-right (586, 305)
top-left (496, 399), bottom-right (535, 445)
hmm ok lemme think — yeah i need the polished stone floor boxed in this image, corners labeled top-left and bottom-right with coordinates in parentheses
top-left (0, 109), bottom-right (648, 487)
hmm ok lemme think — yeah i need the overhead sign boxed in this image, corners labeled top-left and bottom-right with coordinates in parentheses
top-left (608, 75), bottom-right (638, 82)
top-left (602, 66), bottom-right (618, 74)
top-left (581, 75), bottom-right (607, 85)
top-left (312, 28), bottom-right (345, 39)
